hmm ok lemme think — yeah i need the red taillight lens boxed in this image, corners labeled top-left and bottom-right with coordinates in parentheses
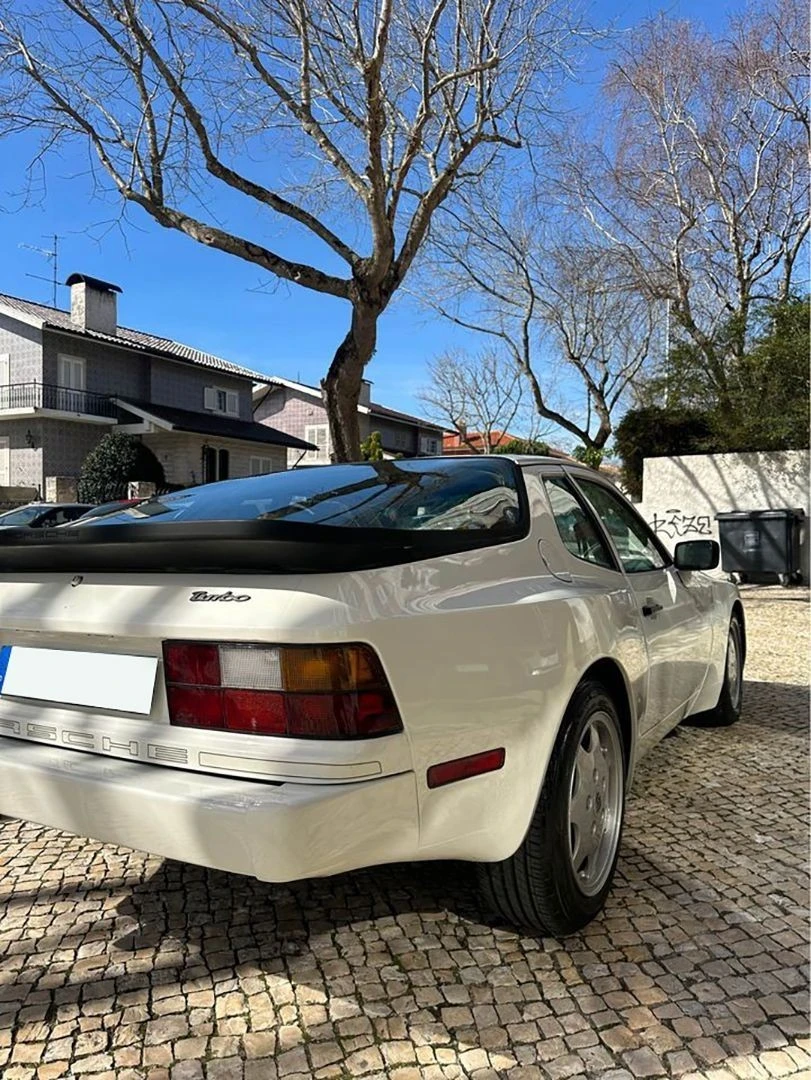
top-left (224, 690), bottom-right (287, 735)
top-left (164, 643), bottom-right (220, 686)
top-left (162, 642), bottom-right (403, 739)
top-left (166, 686), bottom-right (224, 729)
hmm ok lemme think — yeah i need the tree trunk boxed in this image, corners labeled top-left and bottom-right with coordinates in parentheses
top-left (322, 301), bottom-right (380, 461)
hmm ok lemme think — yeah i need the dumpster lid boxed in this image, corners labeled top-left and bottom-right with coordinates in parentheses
top-left (715, 508), bottom-right (805, 521)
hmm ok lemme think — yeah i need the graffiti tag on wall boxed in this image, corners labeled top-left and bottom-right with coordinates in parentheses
top-left (649, 509), bottom-right (712, 540)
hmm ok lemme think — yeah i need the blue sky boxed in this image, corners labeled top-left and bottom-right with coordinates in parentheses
top-left (0, 0), bottom-right (740, 432)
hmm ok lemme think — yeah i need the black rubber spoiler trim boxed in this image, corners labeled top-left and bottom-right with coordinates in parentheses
top-left (0, 520), bottom-right (523, 574)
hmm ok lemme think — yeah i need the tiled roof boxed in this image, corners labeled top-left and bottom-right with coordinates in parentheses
top-left (260, 376), bottom-right (442, 431)
top-left (117, 399), bottom-right (316, 451)
top-left (368, 400), bottom-right (443, 431)
top-left (0, 292), bottom-right (269, 383)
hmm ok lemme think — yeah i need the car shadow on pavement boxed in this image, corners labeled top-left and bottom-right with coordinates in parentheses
top-left (681, 678), bottom-right (808, 735)
top-left (110, 856), bottom-right (488, 954)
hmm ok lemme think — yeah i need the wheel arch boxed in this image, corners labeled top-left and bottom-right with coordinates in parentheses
top-left (732, 599), bottom-right (746, 665)
top-left (579, 657), bottom-right (635, 772)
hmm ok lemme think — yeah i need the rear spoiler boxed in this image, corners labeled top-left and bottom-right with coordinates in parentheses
top-left (0, 520), bottom-right (520, 574)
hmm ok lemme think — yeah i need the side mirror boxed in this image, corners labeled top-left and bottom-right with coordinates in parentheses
top-left (674, 539), bottom-right (720, 572)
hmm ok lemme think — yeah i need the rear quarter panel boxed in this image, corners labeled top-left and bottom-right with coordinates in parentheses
top-left (356, 471), bottom-right (647, 863)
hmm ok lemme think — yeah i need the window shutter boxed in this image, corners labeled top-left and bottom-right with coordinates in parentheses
top-left (250, 456), bottom-right (273, 475)
top-left (58, 356), bottom-right (86, 390)
top-left (204, 387), bottom-right (218, 410)
top-left (304, 425), bottom-right (329, 461)
top-left (226, 391), bottom-right (239, 416)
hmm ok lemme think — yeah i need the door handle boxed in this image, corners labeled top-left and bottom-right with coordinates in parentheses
top-left (642, 601), bottom-right (664, 617)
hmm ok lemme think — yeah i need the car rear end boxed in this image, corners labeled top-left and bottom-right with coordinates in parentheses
top-left (0, 457), bottom-right (530, 880)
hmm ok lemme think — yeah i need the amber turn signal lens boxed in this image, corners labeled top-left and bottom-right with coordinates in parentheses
top-left (280, 645), bottom-right (388, 693)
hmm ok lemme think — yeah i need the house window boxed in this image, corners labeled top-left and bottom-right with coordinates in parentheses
top-left (58, 355), bottom-right (86, 391)
top-left (393, 430), bottom-right (408, 450)
top-left (203, 446), bottom-right (230, 483)
top-left (304, 424), bottom-right (330, 463)
top-left (249, 455), bottom-right (274, 475)
top-left (204, 386), bottom-right (240, 417)
top-left (419, 434), bottom-right (439, 455)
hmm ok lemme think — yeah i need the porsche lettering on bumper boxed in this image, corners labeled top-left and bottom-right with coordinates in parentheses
top-left (0, 716), bottom-right (189, 764)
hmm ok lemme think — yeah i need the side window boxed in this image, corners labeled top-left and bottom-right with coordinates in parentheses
top-left (543, 476), bottom-right (614, 569)
top-left (576, 478), bottom-right (667, 573)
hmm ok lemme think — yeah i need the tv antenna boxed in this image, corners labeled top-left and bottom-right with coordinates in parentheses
top-left (19, 234), bottom-right (61, 307)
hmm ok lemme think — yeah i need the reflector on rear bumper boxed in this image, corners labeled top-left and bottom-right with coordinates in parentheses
top-left (427, 748), bottom-right (506, 788)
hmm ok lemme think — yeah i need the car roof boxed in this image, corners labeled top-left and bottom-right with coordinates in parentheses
top-left (426, 453), bottom-right (583, 467)
top-left (9, 502), bottom-right (90, 511)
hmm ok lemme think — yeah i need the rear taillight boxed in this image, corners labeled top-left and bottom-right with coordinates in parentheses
top-left (162, 642), bottom-right (403, 739)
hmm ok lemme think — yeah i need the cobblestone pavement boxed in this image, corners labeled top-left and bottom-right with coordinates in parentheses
top-left (1, 589), bottom-right (808, 1080)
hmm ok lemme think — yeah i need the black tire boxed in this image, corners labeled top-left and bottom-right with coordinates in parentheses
top-left (697, 614), bottom-right (744, 727)
top-left (477, 680), bottom-right (626, 936)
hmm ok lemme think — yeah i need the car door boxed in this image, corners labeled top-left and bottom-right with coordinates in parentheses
top-left (571, 473), bottom-right (713, 733)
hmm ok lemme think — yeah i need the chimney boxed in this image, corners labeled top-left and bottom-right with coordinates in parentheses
top-left (359, 379), bottom-right (372, 407)
top-left (65, 273), bottom-right (121, 335)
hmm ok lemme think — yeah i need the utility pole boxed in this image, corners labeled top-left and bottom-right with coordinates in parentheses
top-left (663, 298), bottom-right (671, 407)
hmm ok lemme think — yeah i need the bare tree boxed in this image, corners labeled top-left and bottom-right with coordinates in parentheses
top-left (0, 0), bottom-right (585, 460)
top-left (417, 348), bottom-right (528, 451)
top-left (425, 194), bottom-right (657, 449)
top-left (568, 2), bottom-right (810, 407)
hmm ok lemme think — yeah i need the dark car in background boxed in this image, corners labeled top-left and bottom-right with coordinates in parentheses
top-left (0, 503), bottom-right (93, 529)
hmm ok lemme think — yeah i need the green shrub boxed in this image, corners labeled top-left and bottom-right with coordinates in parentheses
top-left (360, 430), bottom-right (385, 461)
top-left (572, 445), bottom-right (604, 470)
top-left (613, 407), bottom-right (714, 500)
top-left (493, 437), bottom-right (551, 456)
top-left (77, 432), bottom-right (165, 503)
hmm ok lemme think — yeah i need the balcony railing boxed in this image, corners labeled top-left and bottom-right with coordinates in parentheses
top-left (0, 382), bottom-right (119, 419)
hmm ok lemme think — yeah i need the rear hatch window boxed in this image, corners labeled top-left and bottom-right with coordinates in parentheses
top-left (0, 458), bottom-right (528, 574)
top-left (89, 457), bottom-right (525, 532)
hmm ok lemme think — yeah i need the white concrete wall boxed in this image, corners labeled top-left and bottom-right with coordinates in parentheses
top-left (637, 450), bottom-right (809, 581)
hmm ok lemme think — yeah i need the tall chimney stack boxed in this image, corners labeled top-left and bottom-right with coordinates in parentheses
top-left (65, 273), bottom-right (121, 335)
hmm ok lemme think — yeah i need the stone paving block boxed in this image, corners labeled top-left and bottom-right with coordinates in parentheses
top-left (0, 590), bottom-right (808, 1080)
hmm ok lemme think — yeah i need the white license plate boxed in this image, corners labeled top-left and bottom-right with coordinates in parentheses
top-left (0, 646), bottom-right (158, 714)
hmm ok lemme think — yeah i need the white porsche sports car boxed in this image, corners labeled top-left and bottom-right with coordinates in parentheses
top-left (0, 456), bottom-right (743, 934)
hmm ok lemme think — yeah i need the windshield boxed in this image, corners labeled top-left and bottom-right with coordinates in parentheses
top-left (0, 505), bottom-right (45, 526)
top-left (83, 459), bottom-right (526, 534)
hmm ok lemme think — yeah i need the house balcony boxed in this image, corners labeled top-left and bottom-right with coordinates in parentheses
top-left (0, 382), bottom-right (119, 423)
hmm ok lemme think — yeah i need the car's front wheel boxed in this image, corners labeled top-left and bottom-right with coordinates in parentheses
top-left (700, 614), bottom-right (744, 727)
top-left (478, 680), bottom-right (626, 935)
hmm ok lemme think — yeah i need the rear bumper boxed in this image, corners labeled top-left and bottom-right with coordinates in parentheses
top-left (0, 738), bottom-right (419, 881)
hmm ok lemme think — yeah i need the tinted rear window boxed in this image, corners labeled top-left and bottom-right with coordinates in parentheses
top-left (85, 458), bottom-right (526, 535)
